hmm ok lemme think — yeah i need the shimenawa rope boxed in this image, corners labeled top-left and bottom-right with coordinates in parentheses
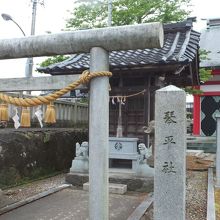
top-left (0, 70), bottom-right (112, 107)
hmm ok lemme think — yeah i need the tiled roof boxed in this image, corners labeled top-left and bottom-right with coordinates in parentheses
top-left (38, 19), bottom-right (200, 75)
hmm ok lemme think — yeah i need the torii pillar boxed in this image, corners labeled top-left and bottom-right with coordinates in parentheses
top-left (0, 23), bottom-right (163, 219)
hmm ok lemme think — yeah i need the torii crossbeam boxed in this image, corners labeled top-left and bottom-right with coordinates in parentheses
top-left (0, 23), bottom-right (163, 220)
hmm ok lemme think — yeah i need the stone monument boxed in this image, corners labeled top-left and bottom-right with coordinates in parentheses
top-left (154, 85), bottom-right (186, 220)
top-left (70, 142), bottom-right (89, 173)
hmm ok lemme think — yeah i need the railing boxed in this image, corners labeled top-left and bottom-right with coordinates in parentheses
top-left (6, 93), bottom-right (88, 126)
top-left (53, 99), bottom-right (88, 124)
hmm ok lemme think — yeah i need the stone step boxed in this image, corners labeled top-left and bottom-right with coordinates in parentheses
top-left (83, 182), bottom-right (127, 195)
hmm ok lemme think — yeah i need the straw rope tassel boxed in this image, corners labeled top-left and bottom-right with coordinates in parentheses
top-left (21, 107), bottom-right (31, 127)
top-left (0, 103), bottom-right (9, 121)
top-left (44, 103), bottom-right (56, 124)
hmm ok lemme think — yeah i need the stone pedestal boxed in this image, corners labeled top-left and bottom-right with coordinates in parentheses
top-left (109, 137), bottom-right (139, 172)
top-left (136, 162), bottom-right (154, 177)
top-left (147, 156), bottom-right (154, 168)
top-left (70, 157), bottom-right (89, 173)
top-left (66, 172), bottom-right (153, 192)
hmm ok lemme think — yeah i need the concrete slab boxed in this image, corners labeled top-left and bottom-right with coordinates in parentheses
top-left (83, 182), bottom-right (127, 194)
top-left (0, 188), bottom-right (146, 220)
top-left (0, 184), bottom-right (71, 215)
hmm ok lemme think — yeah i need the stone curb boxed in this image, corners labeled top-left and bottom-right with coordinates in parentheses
top-left (127, 193), bottom-right (153, 220)
top-left (207, 168), bottom-right (216, 220)
top-left (0, 184), bottom-right (71, 216)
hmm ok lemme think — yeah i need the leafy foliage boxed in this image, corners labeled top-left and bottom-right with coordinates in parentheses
top-left (184, 49), bottom-right (212, 94)
top-left (199, 49), bottom-right (212, 83)
top-left (66, 0), bottom-right (191, 29)
top-left (39, 55), bottom-right (70, 68)
top-left (38, 0), bottom-right (191, 68)
top-left (199, 68), bottom-right (212, 83)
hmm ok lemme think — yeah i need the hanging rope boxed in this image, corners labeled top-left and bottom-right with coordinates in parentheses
top-left (110, 89), bottom-right (146, 105)
top-left (0, 70), bottom-right (112, 107)
top-left (110, 89), bottom-right (146, 99)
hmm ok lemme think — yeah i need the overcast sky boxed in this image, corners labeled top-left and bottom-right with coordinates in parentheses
top-left (0, 0), bottom-right (219, 78)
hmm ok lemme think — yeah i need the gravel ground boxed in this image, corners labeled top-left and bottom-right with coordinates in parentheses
top-left (144, 170), bottom-right (208, 220)
top-left (1, 171), bottom-right (208, 220)
top-left (215, 188), bottom-right (220, 219)
top-left (186, 171), bottom-right (207, 220)
top-left (2, 174), bottom-right (66, 205)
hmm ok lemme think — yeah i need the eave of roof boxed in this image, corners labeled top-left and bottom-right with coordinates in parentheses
top-left (37, 19), bottom-right (200, 86)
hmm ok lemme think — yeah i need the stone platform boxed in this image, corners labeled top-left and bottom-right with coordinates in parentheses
top-left (66, 170), bottom-right (153, 192)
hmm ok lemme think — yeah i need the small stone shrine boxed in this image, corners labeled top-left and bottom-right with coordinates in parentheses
top-left (70, 138), bottom-right (154, 177)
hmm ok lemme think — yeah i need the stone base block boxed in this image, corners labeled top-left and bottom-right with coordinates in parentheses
top-left (147, 156), bottom-right (154, 168)
top-left (136, 164), bottom-right (154, 177)
top-left (83, 182), bottom-right (127, 194)
top-left (70, 158), bottom-right (89, 173)
top-left (66, 172), bottom-right (153, 192)
top-left (66, 173), bottom-right (89, 187)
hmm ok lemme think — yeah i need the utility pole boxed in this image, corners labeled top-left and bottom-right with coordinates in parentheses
top-left (25, 0), bottom-right (44, 94)
top-left (107, 0), bottom-right (112, 26)
top-left (25, 0), bottom-right (44, 78)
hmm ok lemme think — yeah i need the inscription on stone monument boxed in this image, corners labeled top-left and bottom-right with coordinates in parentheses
top-left (154, 85), bottom-right (186, 220)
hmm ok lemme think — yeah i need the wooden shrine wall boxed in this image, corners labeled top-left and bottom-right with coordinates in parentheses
top-left (109, 95), bottom-right (147, 143)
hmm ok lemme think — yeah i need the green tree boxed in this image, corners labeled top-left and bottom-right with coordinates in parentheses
top-left (39, 55), bottom-right (70, 67)
top-left (38, 0), bottom-right (191, 68)
top-left (184, 49), bottom-right (212, 94)
top-left (66, 0), bottom-right (191, 29)
top-left (199, 49), bottom-right (212, 83)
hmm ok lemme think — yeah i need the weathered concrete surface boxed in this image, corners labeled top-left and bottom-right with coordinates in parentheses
top-left (89, 47), bottom-right (109, 220)
top-left (0, 184), bottom-right (71, 214)
top-left (0, 188), bottom-right (146, 220)
top-left (0, 23), bottom-right (163, 59)
top-left (83, 182), bottom-right (127, 195)
top-left (0, 75), bottom-right (85, 92)
top-left (0, 193), bottom-right (12, 210)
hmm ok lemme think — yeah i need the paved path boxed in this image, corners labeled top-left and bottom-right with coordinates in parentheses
top-left (0, 188), bottom-right (145, 220)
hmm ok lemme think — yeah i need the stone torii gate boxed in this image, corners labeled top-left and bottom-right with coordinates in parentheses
top-left (0, 23), bottom-right (163, 219)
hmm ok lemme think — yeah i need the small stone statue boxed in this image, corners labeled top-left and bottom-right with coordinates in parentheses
top-left (70, 141), bottom-right (89, 173)
top-left (143, 120), bottom-right (155, 167)
top-left (143, 120), bottom-right (155, 134)
top-left (136, 142), bottom-right (154, 177)
top-left (75, 141), bottom-right (89, 158)
top-left (75, 142), bottom-right (81, 157)
top-left (138, 143), bottom-right (152, 164)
